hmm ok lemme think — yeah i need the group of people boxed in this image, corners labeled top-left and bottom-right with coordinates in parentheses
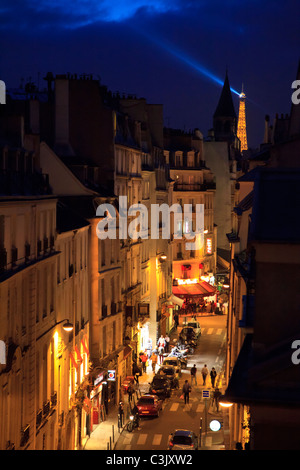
top-left (182, 365), bottom-right (222, 411)
top-left (135, 333), bottom-right (171, 375)
top-left (179, 299), bottom-right (218, 315)
top-left (190, 364), bottom-right (217, 388)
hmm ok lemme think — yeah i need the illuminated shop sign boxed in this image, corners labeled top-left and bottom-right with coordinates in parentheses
top-left (206, 238), bottom-right (212, 254)
top-left (107, 370), bottom-right (116, 381)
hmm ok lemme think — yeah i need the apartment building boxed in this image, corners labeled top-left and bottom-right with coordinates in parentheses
top-left (164, 128), bottom-right (217, 292)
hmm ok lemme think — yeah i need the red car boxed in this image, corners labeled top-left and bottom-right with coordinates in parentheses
top-left (122, 376), bottom-right (134, 393)
top-left (136, 394), bottom-right (163, 417)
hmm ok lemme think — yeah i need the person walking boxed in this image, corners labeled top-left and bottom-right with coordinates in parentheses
top-left (157, 335), bottom-right (165, 351)
top-left (158, 345), bottom-right (164, 364)
top-left (210, 367), bottom-right (217, 388)
top-left (201, 364), bottom-right (209, 386)
top-left (150, 351), bottom-right (158, 373)
top-left (182, 380), bottom-right (192, 404)
top-left (190, 364), bottom-right (197, 385)
top-left (212, 387), bottom-right (222, 412)
top-left (174, 312), bottom-right (179, 330)
top-left (127, 383), bottom-right (134, 403)
top-left (140, 351), bottom-right (148, 373)
top-left (164, 334), bottom-right (170, 353)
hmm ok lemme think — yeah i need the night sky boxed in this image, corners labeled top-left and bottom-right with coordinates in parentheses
top-left (0, 0), bottom-right (299, 148)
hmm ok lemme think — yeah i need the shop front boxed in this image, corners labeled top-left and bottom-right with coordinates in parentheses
top-left (172, 278), bottom-right (217, 315)
top-left (90, 370), bottom-right (106, 431)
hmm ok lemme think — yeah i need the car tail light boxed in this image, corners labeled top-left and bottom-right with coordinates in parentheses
top-left (169, 441), bottom-right (173, 447)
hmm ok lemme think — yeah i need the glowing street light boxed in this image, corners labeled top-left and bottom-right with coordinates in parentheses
top-left (62, 320), bottom-right (74, 332)
top-left (219, 395), bottom-right (233, 408)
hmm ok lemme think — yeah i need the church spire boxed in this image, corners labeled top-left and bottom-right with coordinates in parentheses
top-left (213, 70), bottom-right (237, 119)
top-left (213, 71), bottom-right (237, 143)
top-left (237, 86), bottom-right (248, 152)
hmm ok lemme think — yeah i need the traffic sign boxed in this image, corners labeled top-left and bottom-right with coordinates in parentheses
top-left (202, 390), bottom-right (210, 399)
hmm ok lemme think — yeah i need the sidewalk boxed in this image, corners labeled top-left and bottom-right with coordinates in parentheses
top-left (83, 368), bottom-right (155, 450)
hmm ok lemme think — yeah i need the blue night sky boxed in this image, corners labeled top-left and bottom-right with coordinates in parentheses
top-left (0, 0), bottom-right (299, 147)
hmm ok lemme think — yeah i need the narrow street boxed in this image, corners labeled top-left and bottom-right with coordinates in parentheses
top-left (114, 314), bottom-right (227, 450)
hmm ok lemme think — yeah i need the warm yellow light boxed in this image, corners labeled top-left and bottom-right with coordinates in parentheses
top-left (219, 395), bottom-right (233, 407)
top-left (204, 229), bottom-right (208, 234)
top-left (63, 320), bottom-right (74, 332)
top-left (177, 278), bottom-right (198, 285)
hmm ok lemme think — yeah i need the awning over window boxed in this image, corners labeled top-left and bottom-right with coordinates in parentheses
top-left (172, 281), bottom-right (216, 297)
top-left (167, 294), bottom-right (184, 307)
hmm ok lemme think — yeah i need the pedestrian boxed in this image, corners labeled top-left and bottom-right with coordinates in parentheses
top-left (174, 313), bottom-right (179, 330)
top-left (127, 383), bottom-right (134, 403)
top-left (213, 387), bottom-right (222, 412)
top-left (164, 334), bottom-right (170, 353)
top-left (182, 380), bottom-right (192, 404)
top-left (201, 364), bottom-right (209, 385)
top-left (150, 351), bottom-right (158, 373)
top-left (157, 335), bottom-right (165, 351)
top-left (190, 364), bottom-right (197, 385)
top-left (210, 367), bottom-right (217, 388)
top-left (140, 351), bottom-right (148, 373)
top-left (118, 401), bottom-right (124, 427)
top-left (158, 345), bottom-right (164, 364)
top-left (134, 371), bottom-right (140, 387)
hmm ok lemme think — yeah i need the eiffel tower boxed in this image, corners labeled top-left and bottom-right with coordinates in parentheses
top-left (237, 85), bottom-right (248, 152)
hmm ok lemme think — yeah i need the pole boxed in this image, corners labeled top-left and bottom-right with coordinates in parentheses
top-left (199, 417), bottom-right (202, 448)
top-left (205, 398), bottom-right (208, 445)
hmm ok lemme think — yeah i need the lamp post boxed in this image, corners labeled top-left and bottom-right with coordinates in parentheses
top-left (219, 395), bottom-right (233, 408)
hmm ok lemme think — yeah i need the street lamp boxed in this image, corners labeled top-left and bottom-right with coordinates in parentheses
top-left (62, 319), bottom-right (74, 332)
top-left (219, 395), bottom-right (233, 408)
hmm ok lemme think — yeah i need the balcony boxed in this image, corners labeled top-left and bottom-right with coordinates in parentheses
top-left (173, 182), bottom-right (216, 192)
top-left (43, 400), bottom-right (50, 417)
top-left (36, 409), bottom-right (43, 427)
top-left (20, 424), bottom-right (30, 447)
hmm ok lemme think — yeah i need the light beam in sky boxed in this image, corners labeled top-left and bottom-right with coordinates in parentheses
top-left (132, 26), bottom-right (241, 96)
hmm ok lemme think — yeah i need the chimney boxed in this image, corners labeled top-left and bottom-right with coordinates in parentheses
top-left (54, 76), bottom-right (75, 156)
top-left (263, 114), bottom-right (270, 143)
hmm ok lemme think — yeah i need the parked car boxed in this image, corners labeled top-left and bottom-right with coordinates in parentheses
top-left (121, 376), bottom-right (135, 393)
top-left (186, 320), bottom-right (201, 338)
top-left (149, 374), bottom-right (172, 398)
top-left (179, 326), bottom-right (197, 343)
top-left (157, 366), bottom-right (179, 388)
top-left (168, 429), bottom-right (199, 450)
top-left (136, 394), bottom-right (163, 417)
top-left (162, 357), bottom-right (182, 375)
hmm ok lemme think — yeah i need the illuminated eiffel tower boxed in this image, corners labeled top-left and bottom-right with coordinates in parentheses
top-left (237, 85), bottom-right (248, 152)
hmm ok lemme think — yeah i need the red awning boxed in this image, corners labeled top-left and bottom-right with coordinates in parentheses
top-left (172, 281), bottom-right (216, 297)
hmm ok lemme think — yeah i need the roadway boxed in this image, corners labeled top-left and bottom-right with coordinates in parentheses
top-left (115, 314), bottom-right (227, 451)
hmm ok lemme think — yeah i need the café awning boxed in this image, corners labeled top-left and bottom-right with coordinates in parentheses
top-left (172, 280), bottom-right (216, 298)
